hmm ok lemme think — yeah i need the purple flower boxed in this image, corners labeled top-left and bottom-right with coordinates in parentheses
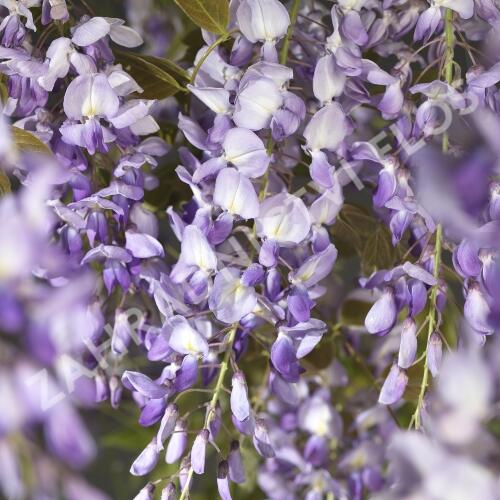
top-left (252, 418), bottom-right (275, 458)
top-left (289, 244), bottom-right (338, 288)
top-left (166, 421), bottom-right (187, 464)
top-left (213, 168), bottom-right (260, 219)
top-left (398, 318), bottom-right (417, 369)
top-left (191, 429), bottom-right (209, 474)
top-left (304, 103), bottom-right (350, 152)
top-left (157, 403), bottom-right (178, 451)
top-left (230, 371), bottom-right (251, 422)
top-left (234, 77), bottom-right (283, 130)
top-left (427, 332), bottom-right (443, 378)
top-left (228, 440), bottom-right (246, 484)
top-left (378, 365), bottom-right (408, 405)
top-left (313, 55), bottom-right (346, 104)
top-left (209, 268), bottom-right (257, 324)
top-left (130, 438), bottom-right (159, 476)
top-left (166, 316), bottom-right (209, 357)
top-left (125, 230), bottom-right (164, 259)
top-left (464, 283), bottom-right (494, 335)
top-left (256, 193), bottom-right (311, 246)
top-left (61, 73), bottom-right (119, 153)
top-left (71, 16), bottom-right (143, 48)
top-left (217, 460), bottom-right (232, 500)
top-left (236, 0), bottom-right (290, 62)
top-left (364, 288), bottom-right (398, 336)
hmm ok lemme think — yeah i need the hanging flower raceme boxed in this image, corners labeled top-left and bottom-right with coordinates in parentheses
top-left (0, 0), bottom-right (499, 497)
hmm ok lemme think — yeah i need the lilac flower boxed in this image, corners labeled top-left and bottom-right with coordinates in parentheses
top-left (217, 460), bottom-right (232, 500)
top-left (166, 421), bottom-right (188, 464)
top-left (160, 483), bottom-right (176, 500)
top-left (133, 483), bottom-right (155, 500)
top-left (464, 282), bottom-right (494, 335)
top-left (298, 391), bottom-right (342, 438)
top-left (304, 103), bottom-right (350, 153)
top-left (213, 168), bottom-right (260, 219)
top-left (38, 37), bottom-right (96, 91)
top-left (61, 73), bottom-right (119, 153)
top-left (233, 78), bottom-right (283, 130)
top-left (209, 268), bottom-right (257, 323)
top-left (41, 0), bottom-right (68, 24)
top-left (289, 244), bottom-right (338, 288)
top-left (191, 429), bottom-right (209, 474)
top-left (414, 1), bottom-right (474, 41)
top-left (398, 318), bottom-right (417, 369)
top-left (230, 371), bottom-right (251, 422)
top-left (2, 0), bottom-right (499, 496)
top-left (157, 404), bottom-right (178, 451)
top-left (0, 0), bottom-right (38, 35)
top-left (166, 316), bottom-right (209, 357)
top-left (427, 332), bottom-right (443, 377)
top-left (379, 365), bottom-right (408, 405)
top-left (364, 288), bottom-right (398, 336)
top-left (256, 193), bottom-right (311, 247)
top-left (313, 55), bottom-right (346, 104)
top-left (121, 371), bottom-right (169, 399)
top-left (253, 418), bottom-right (275, 458)
top-left (228, 440), bottom-right (246, 483)
top-left (236, 0), bottom-right (290, 62)
top-left (71, 16), bottom-right (143, 48)
top-left (130, 438), bottom-right (160, 476)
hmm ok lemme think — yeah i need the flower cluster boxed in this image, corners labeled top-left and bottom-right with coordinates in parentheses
top-left (0, 0), bottom-right (499, 498)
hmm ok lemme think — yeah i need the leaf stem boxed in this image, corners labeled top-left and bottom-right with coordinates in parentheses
top-left (189, 29), bottom-right (237, 85)
top-left (442, 7), bottom-right (454, 153)
top-left (178, 325), bottom-right (238, 500)
top-left (279, 0), bottom-right (301, 65)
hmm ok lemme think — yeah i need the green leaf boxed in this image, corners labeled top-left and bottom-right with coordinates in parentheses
top-left (116, 50), bottom-right (189, 82)
top-left (11, 127), bottom-right (53, 156)
top-left (174, 0), bottom-right (229, 34)
top-left (115, 52), bottom-right (186, 100)
top-left (238, 439), bottom-right (260, 493)
top-left (331, 204), bottom-right (376, 256)
top-left (0, 75), bottom-right (8, 103)
top-left (339, 299), bottom-right (372, 327)
top-left (0, 170), bottom-right (10, 195)
top-left (362, 225), bottom-right (397, 274)
top-left (304, 337), bottom-right (336, 370)
top-left (339, 204), bottom-right (376, 235)
top-left (144, 54), bottom-right (190, 81)
top-left (101, 428), bottom-right (152, 451)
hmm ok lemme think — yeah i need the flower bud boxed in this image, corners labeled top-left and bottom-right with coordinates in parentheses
top-left (252, 419), bottom-right (275, 458)
top-left (109, 375), bottom-right (122, 409)
top-left (94, 371), bottom-right (109, 402)
top-left (130, 438), bottom-right (159, 476)
top-left (228, 440), bottom-right (246, 484)
top-left (157, 403), bottom-right (178, 451)
top-left (428, 332), bottom-right (442, 377)
top-left (191, 429), bottom-right (209, 474)
top-left (166, 420), bottom-right (187, 464)
top-left (208, 403), bottom-right (222, 441)
top-left (398, 318), bottom-right (417, 369)
top-left (160, 482), bottom-right (176, 500)
top-left (378, 365), bottom-right (408, 405)
top-left (231, 371), bottom-right (250, 422)
top-left (217, 460), bottom-right (232, 500)
top-left (133, 483), bottom-right (155, 500)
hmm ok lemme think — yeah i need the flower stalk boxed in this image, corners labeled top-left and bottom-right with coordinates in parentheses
top-left (179, 326), bottom-right (238, 500)
top-left (413, 8), bottom-right (454, 430)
